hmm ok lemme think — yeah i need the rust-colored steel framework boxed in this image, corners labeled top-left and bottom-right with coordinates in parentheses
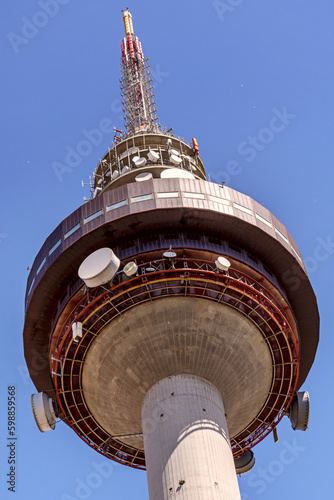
top-left (50, 258), bottom-right (299, 468)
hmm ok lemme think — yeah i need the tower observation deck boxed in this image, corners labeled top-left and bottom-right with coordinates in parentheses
top-left (24, 9), bottom-right (319, 499)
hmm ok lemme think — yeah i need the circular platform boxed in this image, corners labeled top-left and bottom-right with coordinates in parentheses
top-left (23, 178), bottom-right (319, 468)
top-left (49, 260), bottom-right (298, 467)
top-left (82, 297), bottom-right (272, 449)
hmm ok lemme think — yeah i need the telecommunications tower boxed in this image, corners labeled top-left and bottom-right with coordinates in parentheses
top-left (25, 10), bottom-right (319, 499)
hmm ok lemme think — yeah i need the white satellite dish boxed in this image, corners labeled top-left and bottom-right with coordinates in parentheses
top-left (146, 267), bottom-right (155, 273)
top-left (215, 256), bottom-right (231, 272)
top-left (163, 249), bottom-right (177, 259)
top-left (135, 172), bottom-right (153, 182)
top-left (120, 146), bottom-right (137, 160)
top-left (31, 392), bottom-right (58, 432)
top-left (78, 248), bottom-right (120, 288)
top-left (171, 149), bottom-right (180, 156)
top-left (105, 171), bottom-right (111, 177)
top-left (112, 170), bottom-right (119, 180)
top-left (160, 168), bottom-right (195, 180)
top-left (124, 261), bottom-right (138, 277)
top-left (121, 165), bottom-right (130, 175)
top-left (148, 150), bottom-right (159, 162)
top-left (133, 157), bottom-right (147, 168)
top-left (288, 391), bottom-right (310, 431)
top-left (170, 154), bottom-right (183, 166)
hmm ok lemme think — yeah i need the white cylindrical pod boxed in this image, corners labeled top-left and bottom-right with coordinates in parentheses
top-left (141, 375), bottom-right (241, 500)
top-left (78, 248), bottom-right (120, 288)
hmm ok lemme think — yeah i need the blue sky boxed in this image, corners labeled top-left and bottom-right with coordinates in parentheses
top-left (1, 0), bottom-right (333, 498)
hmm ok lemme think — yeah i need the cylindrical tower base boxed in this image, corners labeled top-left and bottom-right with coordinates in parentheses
top-left (141, 375), bottom-right (241, 500)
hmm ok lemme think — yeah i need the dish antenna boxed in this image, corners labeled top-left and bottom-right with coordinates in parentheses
top-left (161, 168), bottom-right (195, 179)
top-left (163, 246), bottom-right (177, 259)
top-left (31, 392), bottom-right (58, 432)
top-left (78, 248), bottom-right (120, 288)
top-left (133, 157), bottom-right (147, 168)
top-left (135, 172), bottom-right (153, 182)
top-left (288, 391), bottom-right (310, 431)
top-left (215, 256), bottom-right (231, 272)
top-left (234, 450), bottom-right (255, 475)
top-left (124, 261), bottom-right (138, 277)
top-left (148, 150), bottom-right (159, 162)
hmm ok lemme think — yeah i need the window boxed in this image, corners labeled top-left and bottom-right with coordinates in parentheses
top-left (255, 213), bottom-right (272, 228)
top-left (84, 209), bottom-right (103, 224)
top-left (208, 195), bottom-right (230, 205)
top-left (275, 228), bottom-right (289, 244)
top-left (107, 200), bottom-right (127, 211)
top-left (131, 194), bottom-right (153, 203)
top-left (291, 245), bottom-right (302, 262)
top-left (64, 223), bottom-right (81, 239)
top-left (28, 278), bottom-right (35, 296)
top-left (157, 192), bottom-right (179, 199)
top-left (49, 239), bottom-right (61, 256)
top-left (233, 202), bottom-right (253, 215)
top-left (184, 192), bottom-right (205, 200)
top-left (36, 257), bottom-right (46, 275)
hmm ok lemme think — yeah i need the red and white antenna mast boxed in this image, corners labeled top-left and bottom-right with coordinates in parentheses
top-left (120, 9), bottom-right (160, 137)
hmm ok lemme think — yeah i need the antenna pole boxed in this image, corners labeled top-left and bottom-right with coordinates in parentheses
top-left (120, 9), bottom-right (160, 137)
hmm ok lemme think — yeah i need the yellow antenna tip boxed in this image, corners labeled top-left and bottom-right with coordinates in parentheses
top-left (123, 9), bottom-right (134, 36)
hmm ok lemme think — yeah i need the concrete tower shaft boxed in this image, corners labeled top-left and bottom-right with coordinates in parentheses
top-left (142, 376), bottom-right (241, 500)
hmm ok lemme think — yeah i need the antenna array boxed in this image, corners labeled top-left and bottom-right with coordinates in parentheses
top-left (120, 11), bottom-right (160, 136)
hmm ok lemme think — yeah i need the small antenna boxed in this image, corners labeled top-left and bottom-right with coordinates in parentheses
top-left (82, 179), bottom-right (93, 188)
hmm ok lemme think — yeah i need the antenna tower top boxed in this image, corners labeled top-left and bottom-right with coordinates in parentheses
top-left (120, 10), bottom-right (160, 137)
top-left (123, 9), bottom-right (134, 36)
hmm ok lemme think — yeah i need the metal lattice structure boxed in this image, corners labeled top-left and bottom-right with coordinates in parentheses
top-left (120, 10), bottom-right (160, 137)
top-left (50, 259), bottom-right (299, 468)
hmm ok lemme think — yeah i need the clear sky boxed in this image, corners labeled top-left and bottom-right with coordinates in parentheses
top-left (1, 0), bottom-right (333, 498)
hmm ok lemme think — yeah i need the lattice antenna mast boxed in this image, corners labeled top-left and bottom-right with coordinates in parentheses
top-left (120, 10), bottom-right (160, 137)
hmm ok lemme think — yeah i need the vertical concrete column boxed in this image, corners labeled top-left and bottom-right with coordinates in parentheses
top-left (141, 375), bottom-right (241, 500)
